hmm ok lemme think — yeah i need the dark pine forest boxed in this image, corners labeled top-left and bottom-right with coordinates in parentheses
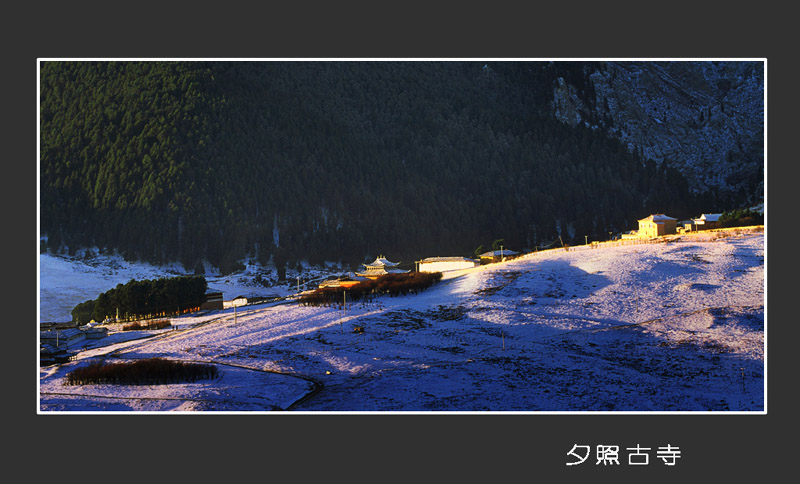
top-left (40, 61), bottom-right (711, 275)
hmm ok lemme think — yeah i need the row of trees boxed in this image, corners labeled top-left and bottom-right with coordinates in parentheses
top-left (719, 208), bottom-right (764, 228)
top-left (71, 275), bottom-right (208, 324)
top-left (41, 61), bottom-right (729, 274)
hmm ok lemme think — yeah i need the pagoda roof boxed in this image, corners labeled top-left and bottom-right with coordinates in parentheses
top-left (355, 267), bottom-right (409, 278)
top-left (363, 255), bottom-right (401, 268)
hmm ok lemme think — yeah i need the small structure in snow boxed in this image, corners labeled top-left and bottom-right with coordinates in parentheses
top-left (677, 219), bottom-right (694, 233)
top-left (83, 326), bottom-right (108, 339)
top-left (40, 327), bottom-right (87, 349)
top-left (40, 326), bottom-right (107, 354)
top-left (479, 249), bottom-right (520, 264)
top-left (227, 293), bottom-right (278, 307)
top-left (229, 295), bottom-right (250, 308)
top-left (356, 255), bottom-right (409, 279)
top-left (40, 343), bottom-right (74, 365)
top-left (637, 214), bottom-right (677, 238)
top-left (417, 256), bottom-right (480, 273)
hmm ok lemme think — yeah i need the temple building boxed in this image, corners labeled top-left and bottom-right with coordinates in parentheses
top-left (356, 255), bottom-right (409, 279)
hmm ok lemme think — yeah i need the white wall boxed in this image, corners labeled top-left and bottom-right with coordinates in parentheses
top-left (419, 259), bottom-right (478, 273)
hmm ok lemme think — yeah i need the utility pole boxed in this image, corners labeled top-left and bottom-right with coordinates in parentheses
top-left (741, 367), bottom-right (746, 393)
top-left (340, 291), bottom-right (346, 333)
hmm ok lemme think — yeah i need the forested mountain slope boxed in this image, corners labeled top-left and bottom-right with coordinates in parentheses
top-left (39, 61), bottom-right (763, 274)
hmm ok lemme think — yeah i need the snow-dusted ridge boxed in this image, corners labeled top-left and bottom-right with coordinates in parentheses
top-left (39, 229), bottom-right (765, 412)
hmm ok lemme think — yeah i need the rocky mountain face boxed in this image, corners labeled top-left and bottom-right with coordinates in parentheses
top-left (552, 61), bottom-right (764, 205)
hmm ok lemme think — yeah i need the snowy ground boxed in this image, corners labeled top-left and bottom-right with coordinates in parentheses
top-left (39, 251), bottom-right (335, 323)
top-left (38, 229), bottom-right (765, 413)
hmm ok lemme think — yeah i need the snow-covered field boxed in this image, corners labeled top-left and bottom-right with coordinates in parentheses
top-left (38, 229), bottom-right (765, 413)
top-left (38, 251), bottom-right (331, 323)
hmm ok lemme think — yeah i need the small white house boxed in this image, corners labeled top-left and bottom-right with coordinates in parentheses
top-left (693, 213), bottom-right (723, 229)
top-left (226, 295), bottom-right (252, 308)
top-left (417, 256), bottom-right (480, 273)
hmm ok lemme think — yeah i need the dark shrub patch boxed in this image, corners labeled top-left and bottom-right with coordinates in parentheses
top-left (122, 319), bottom-right (172, 331)
top-left (65, 357), bottom-right (218, 385)
top-left (299, 272), bottom-right (443, 307)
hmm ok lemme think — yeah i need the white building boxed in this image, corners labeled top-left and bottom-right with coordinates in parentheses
top-left (417, 256), bottom-right (480, 273)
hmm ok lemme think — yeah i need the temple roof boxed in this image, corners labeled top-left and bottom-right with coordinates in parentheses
top-left (363, 255), bottom-right (401, 268)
